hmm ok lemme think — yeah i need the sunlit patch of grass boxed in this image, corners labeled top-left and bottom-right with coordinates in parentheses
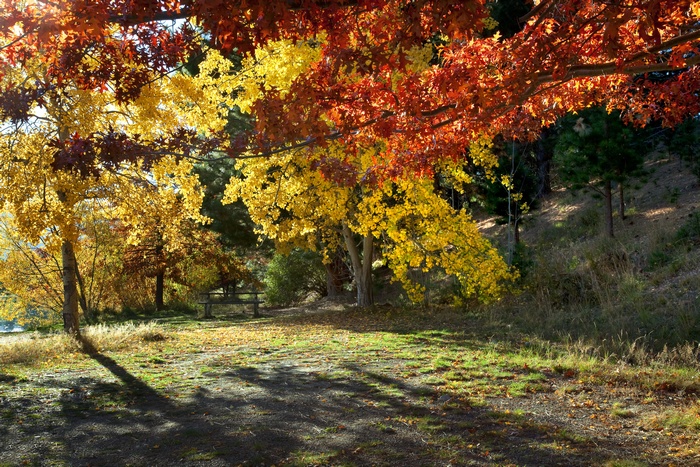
top-left (490, 369), bottom-right (514, 379)
top-left (285, 451), bottom-right (340, 467)
top-left (522, 372), bottom-right (547, 382)
top-left (416, 415), bottom-right (449, 433)
top-left (0, 322), bottom-right (167, 365)
top-left (507, 381), bottom-right (529, 397)
top-left (602, 460), bottom-right (650, 467)
top-left (422, 375), bottom-right (446, 386)
top-left (443, 370), bottom-right (469, 381)
top-left (553, 428), bottom-right (591, 444)
top-left (488, 409), bottom-right (526, 421)
top-left (645, 402), bottom-right (700, 432)
top-left (432, 356), bottom-right (453, 370)
top-left (379, 384), bottom-right (405, 398)
top-left (610, 402), bottom-right (635, 419)
top-left (180, 448), bottom-right (224, 461)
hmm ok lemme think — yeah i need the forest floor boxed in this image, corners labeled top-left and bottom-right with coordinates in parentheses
top-left (1, 302), bottom-right (699, 467)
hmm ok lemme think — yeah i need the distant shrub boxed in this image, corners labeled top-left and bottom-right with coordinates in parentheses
top-left (511, 242), bottom-right (535, 278)
top-left (676, 212), bottom-right (700, 242)
top-left (647, 248), bottom-right (673, 269)
top-left (264, 250), bottom-right (327, 306)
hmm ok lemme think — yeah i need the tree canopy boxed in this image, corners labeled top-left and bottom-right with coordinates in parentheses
top-left (2, 1), bottom-right (700, 328)
top-left (2, 1), bottom-right (699, 176)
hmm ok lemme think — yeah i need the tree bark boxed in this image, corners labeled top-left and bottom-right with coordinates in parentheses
top-left (155, 271), bottom-right (165, 311)
top-left (61, 240), bottom-right (81, 335)
top-left (324, 264), bottom-right (343, 297)
top-left (74, 252), bottom-right (95, 324)
top-left (56, 188), bottom-right (81, 335)
top-left (154, 240), bottom-right (165, 311)
top-left (342, 223), bottom-right (374, 307)
top-left (604, 179), bottom-right (614, 237)
top-left (202, 301), bottom-right (214, 319)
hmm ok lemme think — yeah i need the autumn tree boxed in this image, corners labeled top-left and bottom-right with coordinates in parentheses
top-left (0, 201), bottom-right (124, 324)
top-left (4, 1), bottom-right (700, 313)
top-left (207, 40), bottom-right (513, 305)
top-left (0, 55), bottom-right (213, 334)
top-left (225, 140), bottom-right (515, 306)
top-left (121, 218), bottom-right (255, 314)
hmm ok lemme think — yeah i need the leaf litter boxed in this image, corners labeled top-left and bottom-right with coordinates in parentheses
top-left (0, 302), bottom-right (699, 466)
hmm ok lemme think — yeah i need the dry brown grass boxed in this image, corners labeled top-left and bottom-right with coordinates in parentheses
top-left (0, 322), bottom-right (167, 365)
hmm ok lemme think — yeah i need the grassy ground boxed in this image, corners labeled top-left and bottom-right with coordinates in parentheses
top-left (1, 303), bottom-right (699, 466)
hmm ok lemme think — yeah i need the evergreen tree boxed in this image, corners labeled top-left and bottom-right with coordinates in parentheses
top-left (554, 107), bottom-right (646, 237)
top-left (195, 157), bottom-right (258, 250)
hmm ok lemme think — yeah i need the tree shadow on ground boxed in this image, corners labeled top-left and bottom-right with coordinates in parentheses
top-left (0, 329), bottom-right (649, 466)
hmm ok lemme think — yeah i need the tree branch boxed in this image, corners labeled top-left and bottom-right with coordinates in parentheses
top-left (535, 54), bottom-right (700, 84)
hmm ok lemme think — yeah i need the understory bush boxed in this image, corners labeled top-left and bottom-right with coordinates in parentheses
top-left (485, 235), bottom-right (700, 354)
top-left (263, 249), bottom-right (327, 306)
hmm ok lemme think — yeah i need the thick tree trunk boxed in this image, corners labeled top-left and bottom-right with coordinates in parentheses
top-left (619, 182), bottom-right (626, 220)
top-left (342, 223), bottom-right (374, 307)
top-left (356, 234), bottom-right (374, 307)
top-left (155, 271), bottom-right (165, 311)
top-left (202, 302), bottom-right (214, 319)
top-left (604, 179), bottom-right (614, 237)
top-left (56, 188), bottom-right (80, 335)
top-left (61, 240), bottom-right (81, 335)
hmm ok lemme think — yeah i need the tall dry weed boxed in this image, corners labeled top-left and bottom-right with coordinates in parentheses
top-left (0, 322), bottom-right (167, 365)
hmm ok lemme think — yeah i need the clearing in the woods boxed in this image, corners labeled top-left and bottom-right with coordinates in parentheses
top-left (1, 302), bottom-right (699, 467)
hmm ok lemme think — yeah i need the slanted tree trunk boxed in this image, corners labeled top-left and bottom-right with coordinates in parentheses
top-left (61, 239), bottom-right (81, 335)
top-left (74, 253), bottom-right (96, 324)
top-left (342, 223), bottom-right (374, 307)
top-left (604, 179), bottom-right (614, 237)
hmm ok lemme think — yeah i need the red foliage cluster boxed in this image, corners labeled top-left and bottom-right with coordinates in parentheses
top-left (2, 0), bottom-right (700, 176)
top-left (0, 85), bottom-right (44, 122)
top-left (48, 128), bottom-right (226, 177)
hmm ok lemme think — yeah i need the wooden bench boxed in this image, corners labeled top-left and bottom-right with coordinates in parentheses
top-left (198, 291), bottom-right (263, 318)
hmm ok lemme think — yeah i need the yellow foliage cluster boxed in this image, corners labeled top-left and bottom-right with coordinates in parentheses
top-left (194, 40), bottom-right (321, 115)
top-left (113, 157), bottom-right (209, 250)
top-left (355, 175), bottom-right (515, 302)
top-left (223, 146), bottom-right (351, 254)
top-left (226, 139), bottom-right (514, 303)
top-left (0, 57), bottom-right (210, 322)
top-left (216, 38), bottom-right (515, 303)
